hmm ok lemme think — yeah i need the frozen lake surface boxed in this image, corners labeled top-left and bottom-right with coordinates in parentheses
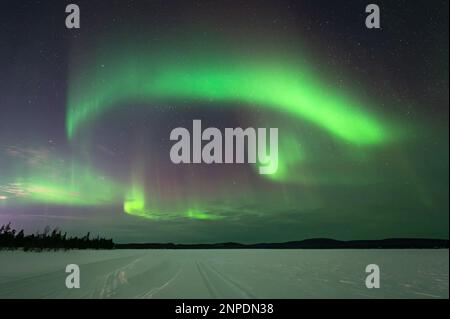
top-left (0, 249), bottom-right (448, 298)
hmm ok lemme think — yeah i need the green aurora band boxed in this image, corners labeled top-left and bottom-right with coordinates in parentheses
top-left (0, 151), bottom-right (121, 206)
top-left (67, 49), bottom-right (394, 145)
top-left (123, 172), bottom-right (224, 220)
top-left (65, 43), bottom-right (401, 220)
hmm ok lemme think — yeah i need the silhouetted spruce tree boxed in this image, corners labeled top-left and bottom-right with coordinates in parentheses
top-left (0, 223), bottom-right (114, 251)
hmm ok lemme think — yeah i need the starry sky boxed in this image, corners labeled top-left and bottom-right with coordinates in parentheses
top-left (0, 0), bottom-right (448, 243)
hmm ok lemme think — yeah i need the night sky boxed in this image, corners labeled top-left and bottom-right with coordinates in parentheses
top-left (0, 0), bottom-right (448, 243)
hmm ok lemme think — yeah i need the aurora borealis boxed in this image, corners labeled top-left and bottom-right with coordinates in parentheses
top-left (0, 0), bottom-right (448, 243)
top-left (66, 47), bottom-right (392, 145)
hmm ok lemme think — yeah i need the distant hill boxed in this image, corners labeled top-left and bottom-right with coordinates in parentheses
top-left (115, 238), bottom-right (449, 249)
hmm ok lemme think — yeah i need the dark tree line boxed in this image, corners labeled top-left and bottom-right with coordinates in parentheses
top-left (0, 223), bottom-right (114, 251)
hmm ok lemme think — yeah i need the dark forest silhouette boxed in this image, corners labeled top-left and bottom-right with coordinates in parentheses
top-left (1, 222), bottom-right (448, 251)
top-left (0, 223), bottom-right (114, 251)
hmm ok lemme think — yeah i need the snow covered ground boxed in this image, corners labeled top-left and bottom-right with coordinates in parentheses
top-left (0, 249), bottom-right (448, 298)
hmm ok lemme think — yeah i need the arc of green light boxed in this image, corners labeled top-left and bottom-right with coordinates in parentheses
top-left (124, 183), bottom-right (222, 220)
top-left (1, 179), bottom-right (119, 207)
top-left (1, 153), bottom-right (122, 206)
top-left (67, 55), bottom-right (391, 145)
